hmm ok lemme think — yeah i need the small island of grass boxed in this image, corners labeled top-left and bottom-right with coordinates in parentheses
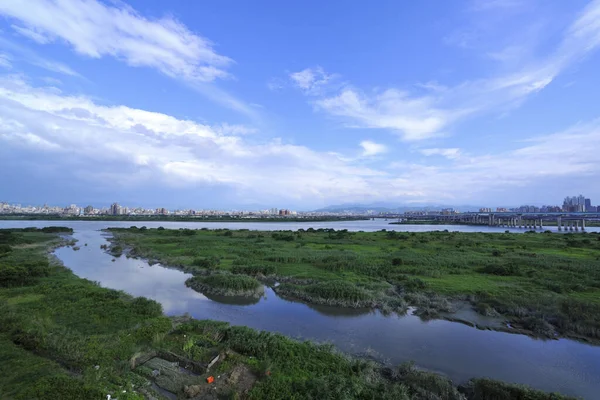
top-left (185, 274), bottom-right (263, 297)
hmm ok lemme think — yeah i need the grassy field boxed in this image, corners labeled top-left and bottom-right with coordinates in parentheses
top-left (0, 228), bottom-right (580, 399)
top-left (109, 227), bottom-right (600, 341)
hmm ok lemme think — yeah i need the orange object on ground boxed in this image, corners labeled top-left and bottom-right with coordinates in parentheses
top-left (207, 376), bottom-right (214, 384)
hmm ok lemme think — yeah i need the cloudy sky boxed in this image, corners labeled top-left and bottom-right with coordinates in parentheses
top-left (1, 0), bottom-right (600, 210)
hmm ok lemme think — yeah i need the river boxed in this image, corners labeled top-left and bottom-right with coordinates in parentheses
top-left (3, 220), bottom-right (600, 398)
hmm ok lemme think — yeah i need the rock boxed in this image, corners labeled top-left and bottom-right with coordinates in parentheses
top-left (184, 384), bottom-right (202, 398)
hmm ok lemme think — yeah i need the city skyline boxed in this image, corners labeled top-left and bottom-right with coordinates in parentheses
top-left (2, 1), bottom-right (600, 207)
top-left (1, 193), bottom-right (598, 215)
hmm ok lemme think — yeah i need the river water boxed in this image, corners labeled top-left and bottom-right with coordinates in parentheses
top-left (3, 220), bottom-right (600, 398)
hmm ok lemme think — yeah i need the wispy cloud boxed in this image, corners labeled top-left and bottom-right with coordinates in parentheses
top-left (294, 0), bottom-right (600, 141)
top-left (0, 53), bottom-right (11, 69)
top-left (360, 140), bottom-right (388, 157)
top-left (10, 24), bottom-right (51, 44)
top-left (289, 67), bottom-right (338, 95)
top-left (315, 88), bottom-right (464, 141)
top-left (0, 37), bottom-right (81, 77)
top-left (0, 76), bottom-right (384, 203)
top-left (0, 0), bottom-right (260, 118)
top-left (419, 148), bottom-right (461, 159)
top-left (3, 75), bottom-right (599, 205)
top-left (0, 0), bottom-right (232, 82)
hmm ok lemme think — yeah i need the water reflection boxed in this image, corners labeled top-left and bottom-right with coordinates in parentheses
top-left (306, 302), bottom-right (373, 317)
top-left (202, 291), bottom-right (262, 306)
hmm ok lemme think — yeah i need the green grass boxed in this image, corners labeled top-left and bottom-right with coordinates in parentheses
top-left (166, 319), bottom-right (575, 400)
top-left (109, 227), bottom-right (600, 341)
top-left (0, 228), bottom-right (168, 399)
top-left (185, 274), bottom-right (263, 297)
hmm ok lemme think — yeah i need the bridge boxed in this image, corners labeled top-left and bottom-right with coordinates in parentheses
top-left (379, 212), bottom-right (600, 231)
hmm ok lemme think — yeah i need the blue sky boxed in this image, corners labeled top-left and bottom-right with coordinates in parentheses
top-left (1, 0), bottom-right (600, 210)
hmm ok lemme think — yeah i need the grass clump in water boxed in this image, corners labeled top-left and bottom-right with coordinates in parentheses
top-left (277, 280), bottom-right (376, 307)
top-left (186, 274), bottom-right (263, 297)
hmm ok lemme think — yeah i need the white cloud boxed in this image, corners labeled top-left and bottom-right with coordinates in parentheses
top-left (0, 37), bottom-right (82, 77)
top-left (11, 24), bottom-right (51, 44)
top-left (0, 0), bottom-right (232, 83)
top-left (419, 148), bottom-right (461, 159)
top-left (305, 1), bottom-right (600, 141)
top-left (360, 140), bottom-right (388, 157)
top-left (0, 53), bottom-right (11, 69)
top-left (0, 76), bottom-right (385, 203)
top-left (316, 88), bottom-right (462, 141)
top-left (289, 67), bottom-right (336, 95)
top-left (3, 75), bottom-right (600, 206)
top-left (213, 123), bottom-right (257, 136)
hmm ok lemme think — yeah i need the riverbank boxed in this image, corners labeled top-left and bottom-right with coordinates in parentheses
top-left (108, 227), bottom-right (600, 344)
top-left (0, 228), bottom-right (577, 399)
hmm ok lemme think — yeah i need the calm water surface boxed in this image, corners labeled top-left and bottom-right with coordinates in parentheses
top-left (3, 220), bottom-right (600, 398)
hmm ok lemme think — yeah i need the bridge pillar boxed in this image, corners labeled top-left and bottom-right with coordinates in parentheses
top-left (569, 221), bottom-right (574, 231)
top-left (575, 221), bottom-right (579, 232)
top-left (518, 218), bottom-right (522, 229)
top-left (582, 219), bottom-right (586, 231)
top-left (539, 219), bottom-right (543, 229)
top-left (557, 217), bottom-right (562, 231)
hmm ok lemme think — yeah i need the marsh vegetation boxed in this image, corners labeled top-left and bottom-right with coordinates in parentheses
top-left (0, 228), bottom-right (580, 399)
top-left (109, 227), bottom-right (600, 342)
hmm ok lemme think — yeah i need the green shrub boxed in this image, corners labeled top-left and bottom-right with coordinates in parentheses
top-left (186, 274), bottom-right (262, 296)
top-left (231, 265), bottom-right (276, 276)
top-left (21, 375), bottom-right (104, 400)
top-left (192, 256), bottom-right (220, 269)
top-left (304, 281), bottom-right (372, 303)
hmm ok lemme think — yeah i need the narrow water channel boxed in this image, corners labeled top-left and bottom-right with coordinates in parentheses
top-left (50, 227), bottom-right (600, 399)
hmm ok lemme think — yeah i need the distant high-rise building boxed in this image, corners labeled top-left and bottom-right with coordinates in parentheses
top-left (110, 203), bottom-right (120, 215)
top-left (84, 205), bottom-right (94, 214)
top-left (585, 198), bottom-right (592, 212)
top-left (563, 195), bottom-right (590, 212)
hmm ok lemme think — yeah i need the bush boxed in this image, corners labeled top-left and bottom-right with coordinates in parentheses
top-left (231, 265), bottom-right (276, 276)
top-left (192, 256), bottom-right (220, 269)
top-left (391, 257), bottom-right (403, 266)
top-left (0, 244), bottom-right (12, 255)
top-left (22, 375), bottom-right (104, 400)
top-left (304, 281), bottom-right (373, 303)
top-left (0, 260), bottom-right (50, 287)
top-left (271, 233), bottom-right (295, 241)
top-left (403, 277), bottom-right (428, 291)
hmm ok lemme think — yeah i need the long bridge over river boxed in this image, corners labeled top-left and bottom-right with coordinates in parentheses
top-left (381, 212), bottom-right (600, 231)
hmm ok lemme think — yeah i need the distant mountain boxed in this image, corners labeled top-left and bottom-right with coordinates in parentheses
top-left (313, 202), bottom-right (484, 213)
